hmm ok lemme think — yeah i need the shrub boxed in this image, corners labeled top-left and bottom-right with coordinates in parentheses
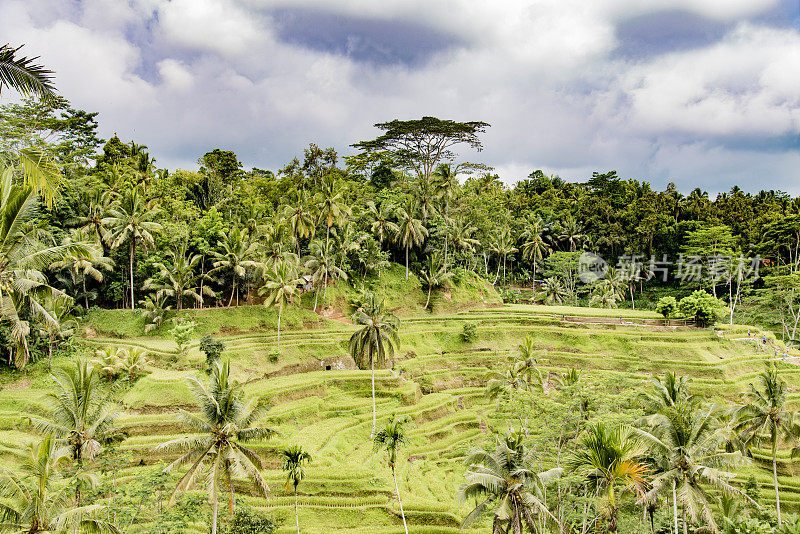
top-left (678, 290), bottom-right (725, 326)
top-left (222, 507), bottom-right (279, 534)
top-left (170, 318), bottom-right (196, 354)
top-left (199, 334), bottom-right (225, 368)
top-left (656, 296), bottom-right (678, 318)
top-left (460, 323), bottom-right (477, 343)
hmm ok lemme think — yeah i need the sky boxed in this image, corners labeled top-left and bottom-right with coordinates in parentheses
top-left (2, 0), bottom-right (799, 193)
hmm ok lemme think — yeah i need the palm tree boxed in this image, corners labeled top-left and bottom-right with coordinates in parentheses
top-left (0, 435), bottom-right (120, 533)
top-left (0, 43), bottom-right (56, 100)
top-left (393, 200), bottom-right (428, 280)
top-left (569, 423), bottom-right (648, 533)
top-left (734, 363), bottom-right (797, 526)
top-left (486, 365), bottom-right (531, 406)
top-left (103, 186), bottom-right (162, 310)
top-left (281, 445), bottom-right (312, 534)
top-left (521, 218), bottom-right (551, 286)
top-left (139, 293), bottom-right (172, 333)
top-left (210, 228), bottom-right (262, 307)
top-left (283, 190), bottom-right (316, 256)
top-left (348, 293), bottom-right (400, 438)
top-left (304, 240), bottom-right (347, 311)
top-left (432, 163), bottom-right (459, 266)
top-left (366, 201), bottom-right (398, 245)
top-left (29, 360), bottom-right (119, 505)
top-left (146, 243), bottom-right (211, 311)
top-left (259, 258), bottom-right (302, 351)
top-left (373, 416), bottom-right (410, 534)
top-left (419, 254), bottom-right (452, 309)
top-left (38, 294), bottom-right (76, 367)
top-left (459, 432), bottom-right (561, 533)
top-left (316, 174), bottom-right (348, 258)
top-left (643, 371), bottom-right (696, 413)
top-left (155, 361), bottom-right (273, 534)
top-left (558, 216), bottom-right (586, 252)
top-left (542, 277), bottom-right (566, 305)
top-left (589, 286), bottom-right (618, 309)
top-left (490, 228), bottom-right (518, 286)
top-left (636, 404), bottom-right (751, 534)
top-left (50, 229), bottom-right (113, 310)
top-left (0, 166), bottom-right (85, 367)
top-left (513, 335), bottom-right (542, 386)
top-left (448, 217), bottom-right (480, 266)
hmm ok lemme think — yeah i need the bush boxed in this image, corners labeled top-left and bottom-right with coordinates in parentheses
top-left (460, 323), bottom-right (477, 343)
top-left (656, 296), bottom-right (678, 318)
top-left (199, 334), bottom-right (225, 368)
top-left (678, 291), bottom-right (725, 326)
top-left (170, 318), bottom-right (196, 354)
top-left (222, 506), bottom-right (279, 534)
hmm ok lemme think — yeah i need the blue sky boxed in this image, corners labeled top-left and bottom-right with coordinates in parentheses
top-left (2, 0), bottom-right (799, 193)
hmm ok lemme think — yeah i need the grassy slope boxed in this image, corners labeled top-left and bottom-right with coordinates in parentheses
top-left (1, 281), bottom-right (799, 532)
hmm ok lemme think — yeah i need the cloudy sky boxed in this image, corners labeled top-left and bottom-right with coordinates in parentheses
top-left (2, 0), bottom-right (799, 193)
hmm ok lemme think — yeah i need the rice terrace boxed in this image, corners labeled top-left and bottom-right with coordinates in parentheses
top-left (2, 3), bottom-right (800, 534)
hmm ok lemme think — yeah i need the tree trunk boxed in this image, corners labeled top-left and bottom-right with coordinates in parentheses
top-left (370, 356), bottom-right (377, 439)
top-left (405, 244), bottom-right (409, 280)
top-left (313, 288), bottom-right (319, 312)
top-left (228, 279), bottom-right (235, 307)
top-left (425, 285), bottom-right (432, 309)
top-left (295, 491), bottom-right (300, 534)
top-left (277, 305), bottom-right (282, 350)
top-left (673, 479), bottom-right (678, 534)
top-left (773, 432), bottom-right (782, 526)
top-left (211, 489), bottom-right (218, 534)
top-left (83, 272), bottom-right (89, 310)
top-left (392, 467), bottom-right (409, 534)
top-left (503, 255), bottom-right (507, 286)
top-left (629, 283), bottom-right (635, 310)
top-left (129, 240), bottom-right (135, 310)
top-left (682, 506), bottom-right (687, 534)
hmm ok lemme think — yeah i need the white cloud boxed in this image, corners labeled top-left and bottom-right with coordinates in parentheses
top-left (157, 59), bottom-right (194, 92)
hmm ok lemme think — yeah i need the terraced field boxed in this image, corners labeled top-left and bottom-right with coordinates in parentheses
top-left (1, 303), bottom-right (798, 533)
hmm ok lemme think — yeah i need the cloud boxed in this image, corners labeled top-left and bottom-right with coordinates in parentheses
top-left (2, 0), bottom-right (799, 193)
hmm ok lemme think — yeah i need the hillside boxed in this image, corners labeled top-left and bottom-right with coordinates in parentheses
top-left (0, 299), bottom-right (797, 533)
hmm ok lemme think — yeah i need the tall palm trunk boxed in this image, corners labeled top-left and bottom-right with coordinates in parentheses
top-left (277, 305), bottom-right (282, 350)
top-left (294, 491), bottom-right (300, 534)
top-left (425, 284), bottom-right (432, 309)
top-left (129, 240), bottom-right (135, 310)
top-left (629, 283), bottom-right (635, 310)
top-left (370, 356), bottom-right (376, 439)
top-left (313, 288), bottom-right (319, 312)
top-left (82, 272), bottom-right (89, 310)
top-left (773, 430), bottom-right (782, 525)
top-left (405, 244), bottom-right (409, 280)
top-left (228, 278), bottom-right (236, 307)
top-left (392, 466), bottom-right (409, 534)
top-left (672, 479), bottom-right (678, 534)
top-left (211, 489), bottom-right (218, 534)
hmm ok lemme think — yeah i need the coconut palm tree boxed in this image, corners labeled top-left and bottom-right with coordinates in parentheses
top-left (521, 218), bottom-right (551, 286)
top-left (558, 216), bottom-right (586, 252)
top-left (366, 201), bottom-right (398, 245)
top-left (102, 185), bottom-right (162, 310)
top-left (490, 228), bottom-right (518, 286)
top-left (419, 254), bottom-right (452, 309)
top-left (486, 365), bottom-right (531, 406)
top-left (432, 163), bottom-right (459, 266)
top-left (259, 257), bottom-right (302, 351)
top-left (393, 200), bottom-right (428, 280)
top-left (210, 228), bottom-right (262, 307)
top-left (643, 372), bottom-right (696, 414)
top-left (542, 277), bottom-right (567, 305)
top-left (734, 362), bottom-right (797, 526)
top-left (304, 240), bottom-right (347, 311)
top-left (50, 228), bottom-right (113, 310)
top-left (283, 190), bottom-right (316, 256)
top-left (459, 431), bottom-right (561, 533)
top-left (373, 416), bottom-right (410, 534)
top-left (28, 360), bottom-right (120, 505)
top-left (448, 217), bottom-right (480, 267)
top-left (146, 243), bottom-right (211, 311)
top-left (316, 174), bottom-right (348, 257)
top-left (0, 435), bottom-right (119, 533)
top-left (513, 335), bottom-right (542, 386)
top-left (281, 445), bottom-right (312, 534)
top-left (0, 43), bottom-right (56, 100)
top-left (155, 361), bottom-right (274, 534)
top-left (139, 293), bottom-right (172, 334)
top-left (636, 403), bottom-right (751, 534)
top-left (568, 423), bottom-right (648, 533)
top-left (37, 294), bottom-right (76, 367)
top-left (348, 293), bottom-right (400, 438)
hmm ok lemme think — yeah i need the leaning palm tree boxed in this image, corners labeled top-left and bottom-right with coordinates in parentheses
top-left (418, 254), bottom-right (452, 309)
top-left (0, 43), bottom-right (56, 100)
top-left (281, 445), bottom-right (312, 534)
top-left (102, 185), bottom-right (162, 310)
top-left (636, 403), bottom-right (752, 534)
top-left (569, 423), bottom-right (648, 533)
top-left (373, 416), bottom-right (410, 534)
top-left (0, 435), bottom-right (119, 533)
top-left (50, 228), bottom-right (113, 310)
top-left (734, 362), bottom-right (797, 526)
top-left (393, 200), bottom-right (428, 280)
top-left (459, 431), bottom-right (561, 533)
top-left (259, 258), bottom-right (302, 351)
top-left (348, 293), bottom-right (400, 438)
top-left (155, 361), bottom-right (273, 534)
top-left (29, 360), bottom-right (119, 505)
top-left (210, 228), bottom-right (262, 307)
